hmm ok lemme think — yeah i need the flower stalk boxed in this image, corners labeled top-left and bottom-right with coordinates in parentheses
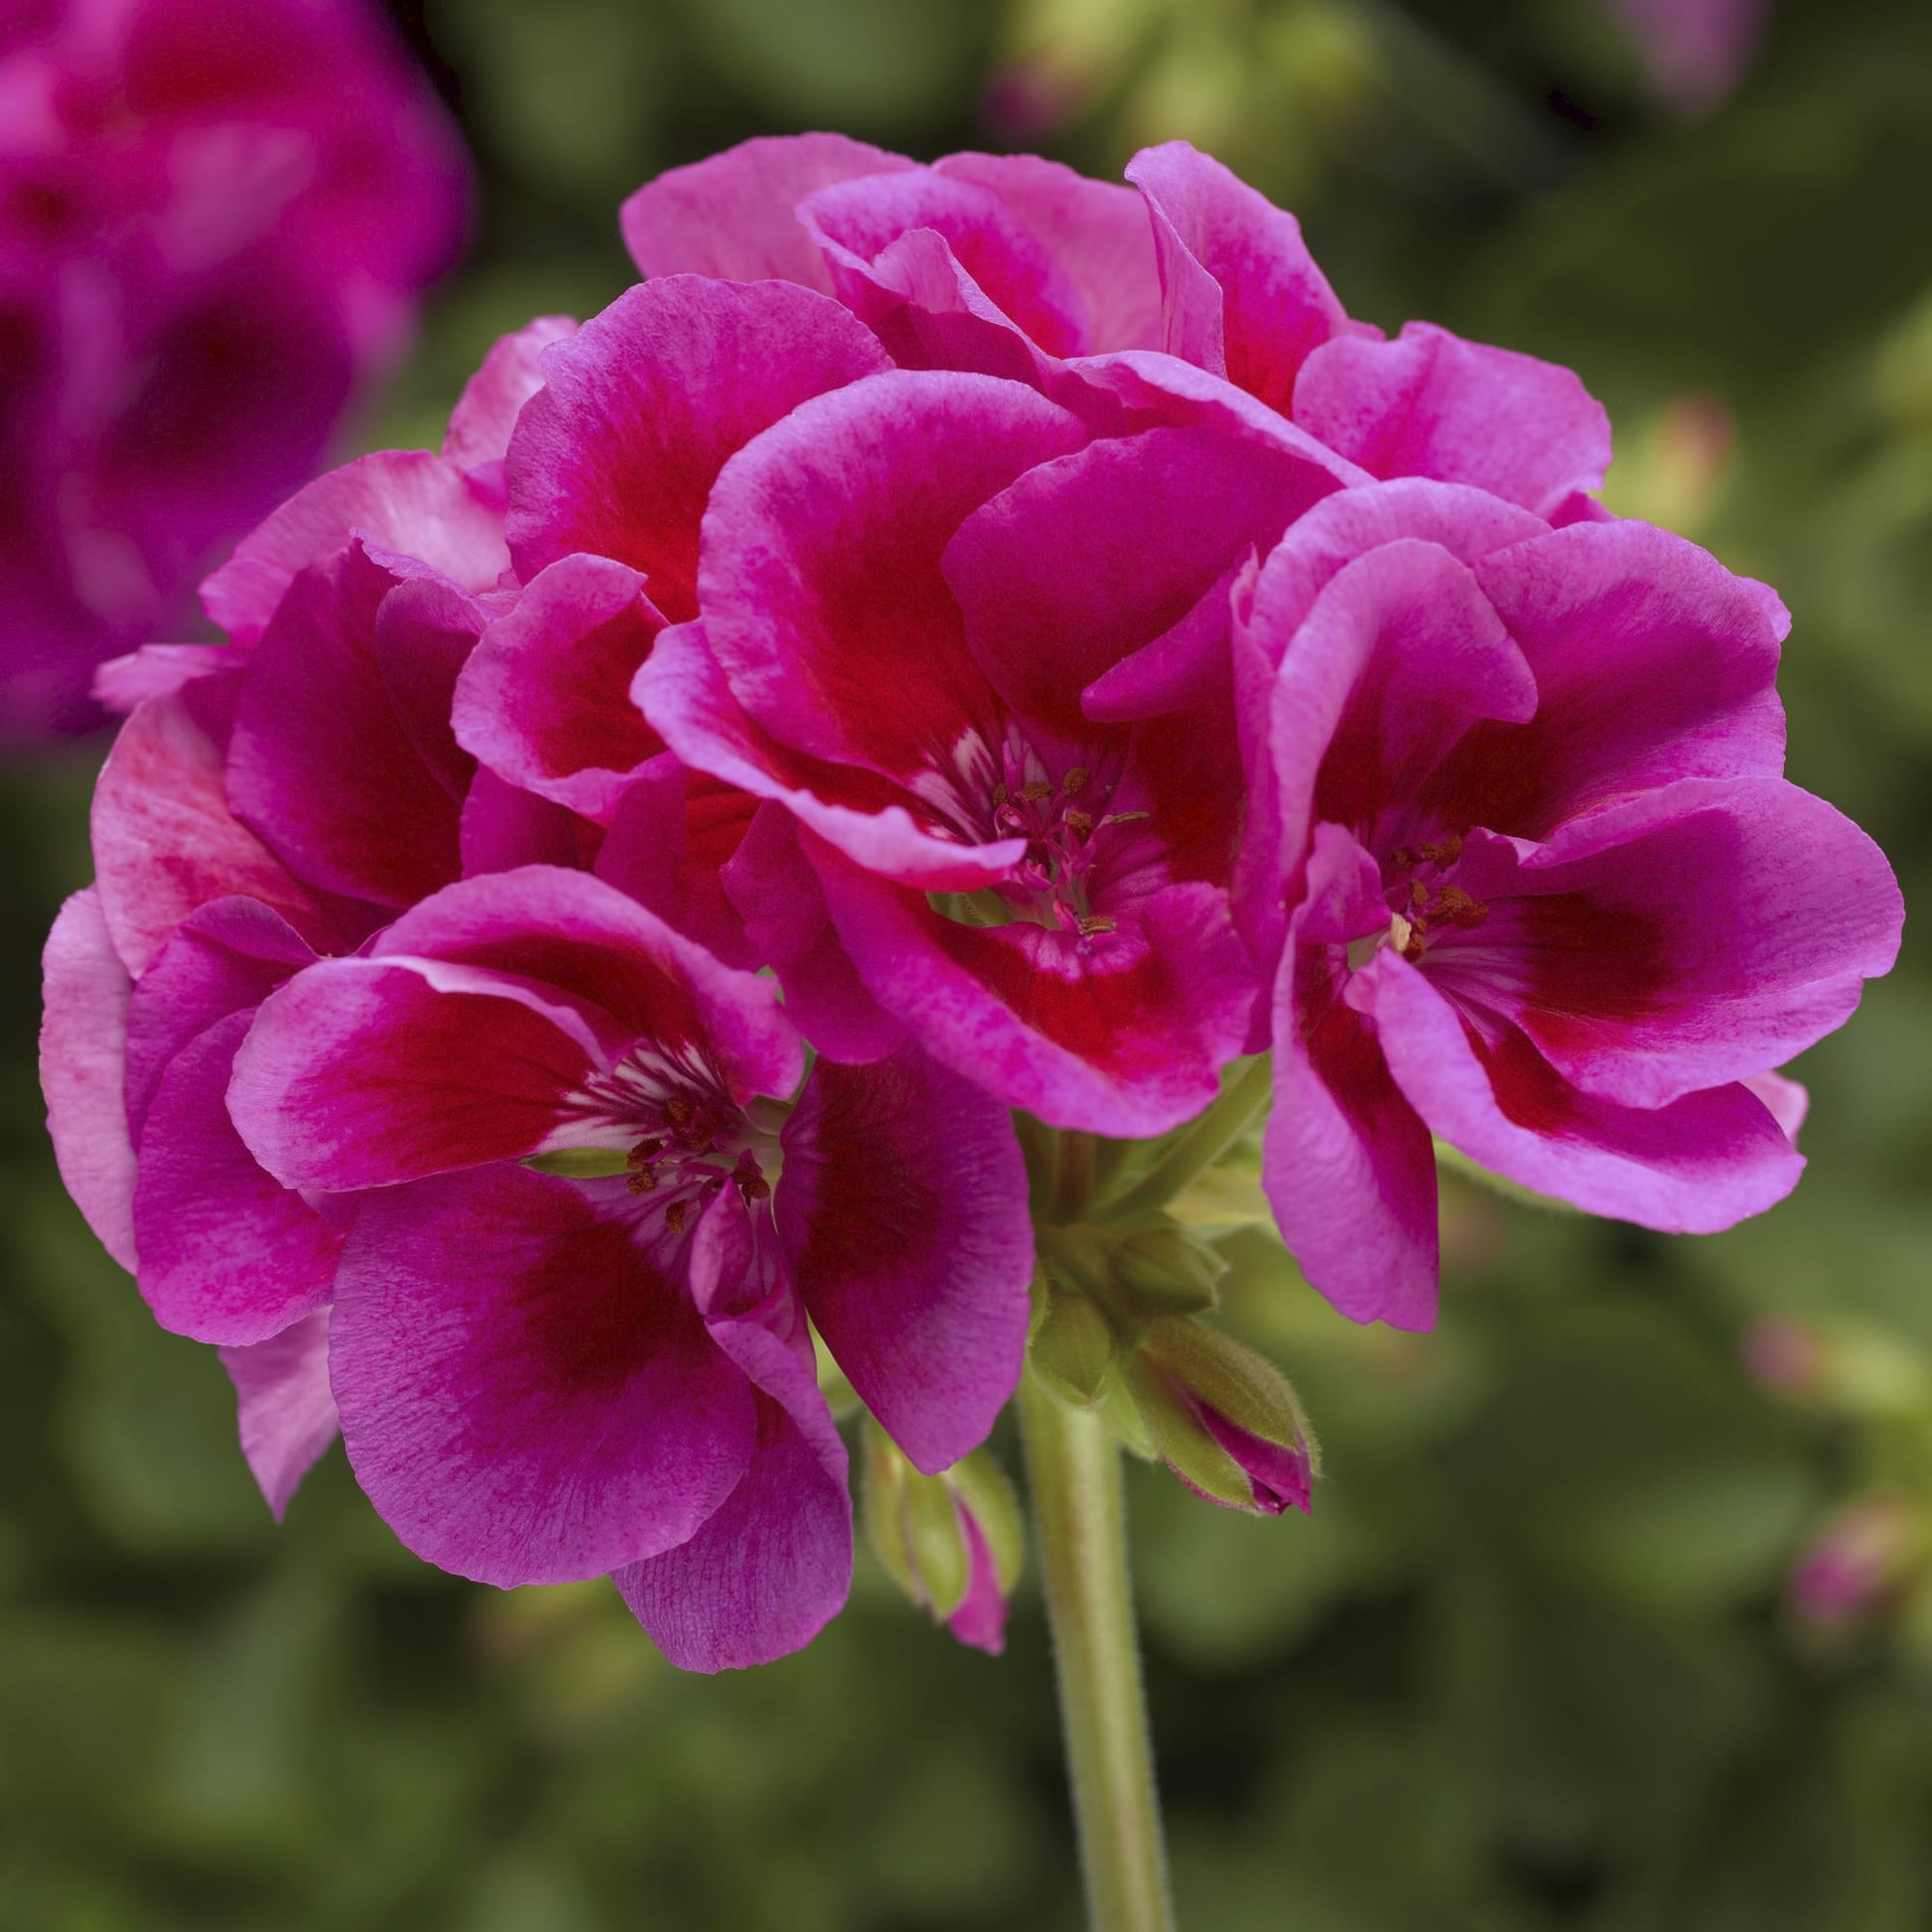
top-left (1019, 1369), bottom-right (1176, 1932)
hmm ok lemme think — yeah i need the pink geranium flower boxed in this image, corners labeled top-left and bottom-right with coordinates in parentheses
top-left (222, 868), bottom-right (1032, 1669)
top-left (1242, 483), bottom-right (1902, 1328)
top-left (0, 0), bottom-right (470, 735)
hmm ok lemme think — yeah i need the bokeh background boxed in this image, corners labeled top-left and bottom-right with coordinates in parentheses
top-left (5, 0), bottom-right (1931, 1924)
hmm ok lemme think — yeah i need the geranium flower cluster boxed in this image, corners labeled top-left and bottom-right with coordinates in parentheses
top-left (1, 0), bottom-right (469, 736)
top-left (42, 134), bottom-right (1902, 1670)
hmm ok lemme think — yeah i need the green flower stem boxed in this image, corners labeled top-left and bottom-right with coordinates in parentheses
top-left (1020, 1371), bottom-right (1175, 1932)
top-left (1096, 1055), bottom-right (1274, 1223)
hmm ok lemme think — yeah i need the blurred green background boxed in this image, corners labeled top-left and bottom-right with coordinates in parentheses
top-left (4, 0), bottom-right (1930, 1924)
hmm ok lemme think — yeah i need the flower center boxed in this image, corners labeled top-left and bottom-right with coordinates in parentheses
top-left (557, 1044), bottom-right (781, 1231)
top-left (1349, 831), bottom-right (1490, 970)
top-left (924, 730), bottom-right (1146, 940)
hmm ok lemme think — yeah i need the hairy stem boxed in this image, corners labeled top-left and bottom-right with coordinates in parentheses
top-left (1020, 1373), bottom-right (1176, 1932)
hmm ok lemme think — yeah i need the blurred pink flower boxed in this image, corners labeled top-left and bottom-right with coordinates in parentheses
top-left (1, 0), bottom-right (470, 736)
top-left (1790, 1497), bottom-right (1918, 1628)
top-left (1603, 0), bottom-right (1768, 114)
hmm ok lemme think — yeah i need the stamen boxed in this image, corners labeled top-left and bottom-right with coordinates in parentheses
top-left (1062, 766), bottom-right (1088, 794)
top-left (1019, 778), bottom-right (1053, 803)
top-left (664, 1199), bottom-right (691, 1234)
top-left (1064, 808), bottom-right (1093, 838)
top-left (1433, 886), bottom-right (1489, 929)
top-left (1078, 914), bottom-right (1117, 936)
top-left (625, 1166), bottom-right (657, 1194)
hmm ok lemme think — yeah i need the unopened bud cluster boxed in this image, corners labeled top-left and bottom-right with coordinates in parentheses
top-left (1028, 1157), bottom-right (1318, 1517)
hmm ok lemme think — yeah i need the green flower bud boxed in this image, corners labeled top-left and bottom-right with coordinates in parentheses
top-left (861, 1420), bottom-right (1025, 1655)
top-left (1126, 1317), bottom-right (1318, 1515)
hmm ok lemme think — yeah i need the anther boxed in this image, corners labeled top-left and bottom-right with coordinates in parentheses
top-left (664, 1096), bottom-right (695, 1130)
top-left (1078, 914), bottom-right (1117, 936)
top-left (664, 1199), bottom-right (691, 1234)
top-left (1065, 809), bottom-right (1093, 838)
top-left (626, 1166), bottom-right (657, 1194)
top-left (992, 782), bottom-right (1009, 806)
top-left (1062, 766), bottom-right (1088, 794)
top-left (1019, 779), bottom-right (1053, 803)
top-left (1433, 886), bottom-right (1489, 928)
top-left (626, 1136), bottom-right (666, 1168)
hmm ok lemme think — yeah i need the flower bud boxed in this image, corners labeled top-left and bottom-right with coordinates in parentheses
top-left (1107, 1225), bottom-right (1225, 1317)
top-left (1028, 1258), bottom-right (1118, 1407)
top-left (1789, 1496), bottom-right (1920, 1630)
top-left (1125, 1317), bottom-right (1317, 1515)
top-left (861, 1421), bottom-right (1026, 1654)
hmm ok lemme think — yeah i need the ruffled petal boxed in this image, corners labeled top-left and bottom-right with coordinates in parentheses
top-left (1262, 825), bottom-right (1440, 1328)
top-left (818, 858), bottom-right (1256, 1137)
top-left (41, 889), bottom-right (139, 1272)
top-left (200, 450), bottom-right (508, 646)
top-left (620, 133), bottom-right (914, 289)
top-left (1124, 141), bottom-right (1352, 412)
top-left (1446, 779), bottom-right (1902, 1109)
top-left (1293, 322), bottom-right (1611, 520)
top-left (330, 1166), bottom-right (757, 1585)
top-left (92, 677), bottom-right (364, 973)
top-left (1439, 518), bottom-right (1788, 838)
top-left (504, 277), bottom-right (891, 621)
top-left (220, 1309), bottom-right (340, 1521)
top-left (778, 1047), bottom-right (1033, 1471)
top-left (443, 317), bottom-right (578, 474)
top-left (455, 554), bottom-right (667, 823)
top-left (1359, 954), bottom-right (1804, 1232)
top-left (133, 1009), bottom-right (343, 1344)
top-left (225, 543), bottom-right (469, 908)
top-left (617, 1189), bottom-right (851, 1670)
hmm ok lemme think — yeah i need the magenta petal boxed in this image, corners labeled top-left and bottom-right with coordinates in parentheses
top-left (932, 152), bottom-right (1164, 354)
top-left (229, 955), bottom-right (602, 1191)
top-left (1268, 540), bottom-right (1536, 885)
top-left (943, 1510), bottom-right (1011, 1656)
top-left (41, 889), bottom-right (139, 1272)
top-left (1292, 322), bottom-right (1611, 519)
top-left (819, 860), bottom-right (1256, 1137)
top-left (802, 167), bottom-right (1094, 358)
top-left (220, 1309), bottom-right (339, 1521)
top-left (330, 1167), bottom-right (758, 1586)
top-left (778, 1048), bottom-right (1033, 1471)
top-left (718, 806), bottom-right (905, 1063)
top-left (696, 367), bottom-right (1088, 778)
top-left (225, 544), bottom-right (467, 909)
top-left (505, 277), bottom-right (891, 620)
top-left (372, 575), bottom-right (486, 803)
top-left (1448, 519), bottom-right (1788, 836)
top-left (459, 767), bottom-right (595, 876)
top-left (201, 451), bottom-right (509, 646)
top-left (620, 133), bottom-right (915, 289)
top-left (123, 897), bottom-right (314, 1144)
top-left (1124, 141), bottom-right (1352, 412)
top-left (617, 1386), bottom-right (851, 1672)
top-left (133, 1010), bottom-right (343, 1345)
top-left (617, 1189), bottom-right (851, 1671)
top-left (92, 680), bottom-right (360, 973)
top-left (1744, 1070), bottom-right (1809, 1145)
top-left (362, 868), bottom-right (805, 1104)
top-left (638, 622), bottom-right (1023, 895)
top-left (943, 420), bottom-right (1337, 742)
top-left (93, 644), bottom-right (236, 717)
top-left (443, 317), bottom-right (579, 474)
top-left (1358, 955), bottom-right (1804, 1231)
top-left (596, 757), bottom-right (760, 971)
top-left (1453, 779), bottom-right (1903, 1108)
top-left (455, 555), bottom-right (667, 823)
top-left (1263, 825), bottom-right (1440, 1329)
top-left (1196, 1407), bottom-right (1313, 1514)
